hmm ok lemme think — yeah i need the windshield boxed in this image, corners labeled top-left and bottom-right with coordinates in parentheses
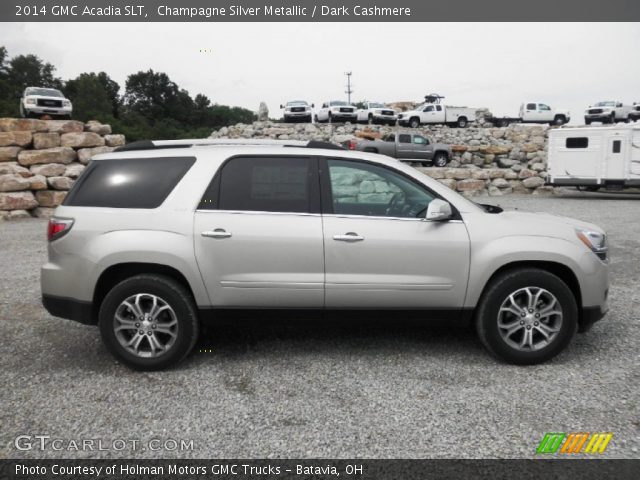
top-left (25, 88), bottom-right (64, 97)
top-left (594, 101), bottom-right (615, 107)
top-left (330, 101), bottom-right (348, 106)
top-left (287, 101), bottom-right (308, 106)
top-left (369, 103), bottom-right (385, 108)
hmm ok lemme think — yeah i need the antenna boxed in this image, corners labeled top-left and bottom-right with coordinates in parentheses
top-left (344, 71), bottom-right (353, 104)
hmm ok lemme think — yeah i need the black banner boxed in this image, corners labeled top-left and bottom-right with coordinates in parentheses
top-left (1, 459), bottom-right (639, 480)
top-left (2, 0), bottom-right (640, 22)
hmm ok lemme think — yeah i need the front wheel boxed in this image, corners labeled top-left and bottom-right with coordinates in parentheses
top-left (99, 274), bottom-right (199, 371)
top-left (409, 117), bottom-right (420, 128)
top-left (475, 268), bottom-right (577, 365)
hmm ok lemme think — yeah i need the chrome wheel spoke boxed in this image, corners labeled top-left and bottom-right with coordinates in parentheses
top-left (519, 328), bottom-right (534, 349)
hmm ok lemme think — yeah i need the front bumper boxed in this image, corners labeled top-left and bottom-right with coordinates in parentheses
top-left (371, 114), bottom-right (397, 123)
top-left (579, 305), bottom-right (607, 333)
top-left (284, 111), bottom-right (311, 118)
top-left (25, 106), bottom-right (72, 116)
top-left (331, 113), bottom-right (357, 121)
top-left (585, 114), bottom-right (613, 122)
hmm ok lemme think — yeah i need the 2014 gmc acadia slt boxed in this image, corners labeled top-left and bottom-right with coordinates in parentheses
top-left (41, 139), bottom-right (609, 370)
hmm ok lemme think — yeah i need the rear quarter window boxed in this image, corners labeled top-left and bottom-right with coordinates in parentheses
top-left (63, 156), bottom-right (195, 208)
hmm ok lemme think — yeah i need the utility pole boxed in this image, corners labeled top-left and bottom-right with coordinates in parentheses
top-left (344, 71), bottom-right (353, 104)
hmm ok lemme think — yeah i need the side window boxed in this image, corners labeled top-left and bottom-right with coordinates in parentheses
top-left (424, 106), bottom-right (435, 112)
top-left (413, 136), bottom-right (428, 145)
top-left (326, 159), bottom-right (435, 218)
top-left (612, 140), bottom-right (621, 153)
top-left (199, 157), bottom-right (317, 213)
top-left (526, 103), bottom-right (536, 110)
top-left (566, 137), bottom-right (589, 149)
top-left (540, 104), bottom-right (551, 111)
top-left (436, 105), bottom-right (443, 112)
top-left (398, 134), bottom-right (411, 144)
top-left (64, 157), bottom-right (195, 209)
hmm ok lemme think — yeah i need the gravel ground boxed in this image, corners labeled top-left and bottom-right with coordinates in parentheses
top-left (0, 192), bottom-right (638, 459)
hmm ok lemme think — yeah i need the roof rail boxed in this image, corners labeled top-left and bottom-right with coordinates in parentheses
top-left (114, 138), bottom-right (345, 152)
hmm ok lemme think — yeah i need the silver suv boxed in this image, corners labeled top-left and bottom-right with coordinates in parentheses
top-left (41, 139), bottom-right (609, 370)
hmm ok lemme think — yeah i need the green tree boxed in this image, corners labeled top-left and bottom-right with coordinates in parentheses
top-left (64, 72), bottom-right (119, 122)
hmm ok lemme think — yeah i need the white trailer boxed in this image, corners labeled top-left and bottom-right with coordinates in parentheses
top-left (547, 124), bottom-right (640, 190)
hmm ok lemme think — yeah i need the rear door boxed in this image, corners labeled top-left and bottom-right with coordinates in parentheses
top-left (606, 136), bottom-right (626, 179)
top-left (396, 134), bottom-right (414, 158)
top-left (412, 135), bottom-right (433, 160)
top-left (321, 158), bottom-right (470, 309)
top-left (193, 156), bottom-right (325, 308)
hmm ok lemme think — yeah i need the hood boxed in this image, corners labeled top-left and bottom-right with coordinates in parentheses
top-left (495, 209), bottom-right (603, 237)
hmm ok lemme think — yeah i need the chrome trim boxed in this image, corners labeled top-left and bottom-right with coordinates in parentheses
top-left (195, 209), bottom-right (321, 217)
top-left (195, 210), bottom-right (464, 223)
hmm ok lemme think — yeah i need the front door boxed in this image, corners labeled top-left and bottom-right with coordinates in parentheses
top-left (194, 156), bottom-right (324, 308)
top-left (606, 137), bottom-right (626, 179)
top-left (321, 158), bottom-right (470, 309)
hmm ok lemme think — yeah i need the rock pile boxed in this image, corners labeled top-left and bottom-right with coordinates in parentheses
top-left (0, 118), bottom-right (124, 220)
top-left (209, 120), bottom-right (553, 196)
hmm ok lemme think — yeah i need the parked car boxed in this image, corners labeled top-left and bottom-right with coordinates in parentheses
top-left (19, 87), bottom-right (72, 119)
top-left (547, 123), bottom-right (640, 190)
top-left (486, 102), bottom-right (570, 127)
top-left (397, 95), bottom-right (476, 128)
top-left (584, 101), bottom-right (633, 124)
top-left (280, 100), bottom-right (313, 123)
top-left (315, 100), bottom-right (357, 123)
top-left (629, 103), bottom-right (640, 122)
top-left (42, 138), bottom-right (608, 370)
top-left (348, 132), bottom-right (451, 167)
top-left (356, 102), bottom-right (397, 125)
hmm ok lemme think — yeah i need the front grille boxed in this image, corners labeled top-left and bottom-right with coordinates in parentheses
top-left (588, 108), bottom-right (603, 114)
top-left (381, 110), bottom-right (394, 116)
top-left (339, 108), bottom-right (353, 113)
top-left (37, 99), bottom-right (62, 108)
top-left (291, 107), bottom-right (305, 112)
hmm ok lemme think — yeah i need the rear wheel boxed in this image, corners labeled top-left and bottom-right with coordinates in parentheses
top-left (475, 268), bottom-right (577, 365)
top-left (99, 274), bottom-right (199, 371)
top-left (457, 116), bottom-right (468, 128)
top-left (553, 115), bottom-right (566, 126)
top-left (432, 152), bottom-right (448, 167)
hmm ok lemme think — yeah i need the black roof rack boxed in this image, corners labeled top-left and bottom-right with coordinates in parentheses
top-left (303, 140), bottom-right (345, 150)
top-left (114, 139), bottom-right (345, 153)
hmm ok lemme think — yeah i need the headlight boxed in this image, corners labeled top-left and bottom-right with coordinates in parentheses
top-left (575, 228), bottom-right (608, 261)
top-left (63, 100), bottom-right (71, 107)
top-left (25, 98), bottom-right (36, 105)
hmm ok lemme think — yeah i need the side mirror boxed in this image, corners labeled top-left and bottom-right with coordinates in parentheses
top-left (280, 104), bottom-right (284, 109)
top-left (311, 103), bottom-right (315, 108)
top-left (425, 199), bottom-right (453, 221)
top-left (617, 103), bottom-right (623, 107)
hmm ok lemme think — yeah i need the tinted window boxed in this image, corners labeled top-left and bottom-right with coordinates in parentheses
top-left (64, 157), bottom-right (195, 208)
top-left (436, 105), bottom-right (443, 111)
top-left (540, 104), bottom-right (551, 110)
top-left (202, 157), bottom-right (317, 213)
top-left (566, 137), bottom-right (589, 149)
top-left (612, 140), bottom-right (621, 153)
top-left (424, 106), bottom-right (435, 112)
top-left (398, 134), bottom-right (411, 143)
top-left (413, 136), bottom-right (428, 145)
top-left (327, 159), bottom-right (435, 218)
top-left (526, 103), bottom-right (536, 110)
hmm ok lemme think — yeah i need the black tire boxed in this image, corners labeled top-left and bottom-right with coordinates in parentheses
top-left (609, 113), bottom-right (616, 124)
top-left (99, 274), bottom-right (199, 371)
top-left (409, 117), bottom-right (420, 128)
top-left (432, 152), bottom-right (448, 167)
top-left (585, 119), bottom-right (591, 125)
top-left (457, 116), bottom-right (468, 128)
top-left (368, 114), bottom-right (374, 125)
top-left (388, 121), bottom-right (396, 127)
top-left (553, 115), bottom-right (566, 126)
top-left (305, 115), bottom-right (312, 123)
top-left (475, 268), bottom-right (578, 365)
top-left (328, 112), bottom-right (333, 123)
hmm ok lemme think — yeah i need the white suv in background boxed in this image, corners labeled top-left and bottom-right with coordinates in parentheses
top-left (20, 87), bottom-right (73, 119)
top-left (280, 100), bottom-right (313, 123)
top-left (315, 100), bottom-right (357, 123)
top-left (42, 139), bottom-right (609, 370)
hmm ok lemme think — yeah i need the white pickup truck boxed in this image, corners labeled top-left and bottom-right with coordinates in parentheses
top-left (486, 102), bottom-right (570, 127)
top-left (397, 95), bottom-right (476, 128)
top-left (585, 101), bottom-right (633, 124)
top-left (356, 102), bottom-right (398, 125)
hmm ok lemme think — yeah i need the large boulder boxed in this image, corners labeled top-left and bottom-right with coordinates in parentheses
top-left (257, 102), bottom-right (269, 121)
top-left (522, 176), bottom-right (545, 189)
top-left (35, 190), bottom-right (67, 207)
top-left (104, 134), bottom-right (125, 147)
top-left (33, 133), bottom-right (61, 150)
top-left (61, 132), bottom-right (105, 148)
top-left (456, 179), bottom-right (486, 191)
top-left (77, 146), bottom-right (114, 164)
top-left (30, 163), bottom-right (67, 177)
top-left (64, 163), bottom-right (85, 178)
top-left (29, 175), bottom-right (48, 190)
top-left (84, 121), bottom-right (112, 135)
top-left (0, 131), bottom-right (32, 147)
top-left (0, 174), bottom-right (31, 192)
top-left (0, 191), bottom-right (38, 210)
top-left (0, 118), bottom-right (48, 132)
top-left (46, 120), bottom-right (85, 134)
top-left (47, 176), bottom-right (74, 190)
top-left (18, 147), bottom-right (76, 166)
top-left (0, 147), bottom-right (22, 162)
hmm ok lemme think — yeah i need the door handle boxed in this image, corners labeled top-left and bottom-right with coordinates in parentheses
top-left (333, 232), bottom-right (364, 242)
top-left (201, 229), bottom-right (232, 239)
